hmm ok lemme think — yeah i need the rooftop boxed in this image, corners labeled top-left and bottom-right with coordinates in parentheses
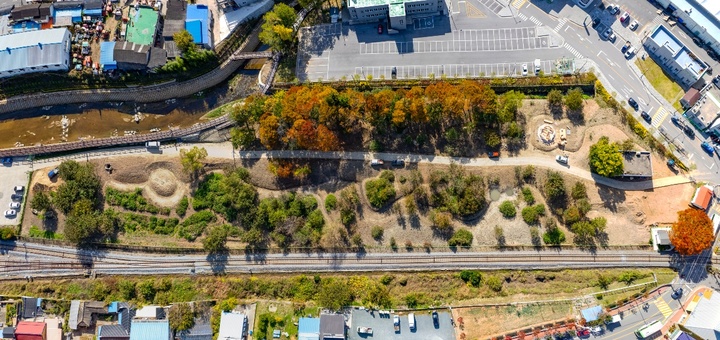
top-left (651, 25), bottom-right (682, 54)
top-left (620, 151), bottom-right (653, 178)
top-left (319, 314), bottom-right (345, 339)
top-left (299, 317), bottom-right (320, 340)
top-left (691, 185), bottom-right (713, 210)
top-left (129, 319), bottom-right (170, 340)
top-left (580, 306), bottom-right (603, 322)
top-left (126, 6), bottom-right (159, 46)
top-left (691, 86), bottom-right (720, 128)
top-left (389, 2), bottom-right (405, 17)
top-left (671, 0), bottom-right (720, 46)
top-left (683, 289), bottom-right (720, 339)
top-left (98, 324), bottom-right (130, 339)
top-left (15, 321), bottom-right (46, 335)
top-left (186, 4), bottom-right (210, 45)
top-left (649, 25), bottom-right (706, 76)
top-left (218, 312), bottom-right (247, 340)
top-left (348, 0), bottom-right (426, 9)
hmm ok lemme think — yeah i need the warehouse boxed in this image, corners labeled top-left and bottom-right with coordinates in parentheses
top-left (0, 28), bottom-right (72, 78)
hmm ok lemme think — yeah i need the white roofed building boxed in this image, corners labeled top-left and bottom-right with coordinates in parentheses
top-left (0, 28), bottom-right (71, 78)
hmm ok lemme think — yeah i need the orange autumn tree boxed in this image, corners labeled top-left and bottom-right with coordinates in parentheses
top-left (670, 208), bottom-right (715, 255)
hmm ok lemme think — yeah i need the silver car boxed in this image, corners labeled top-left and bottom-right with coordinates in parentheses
top-left (4, 210), bottom-right (16, 218)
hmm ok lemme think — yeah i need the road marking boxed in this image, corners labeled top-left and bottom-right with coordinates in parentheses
top-left (511, 0), bottom-right (526, 9)
top-left (652, 107), bottom-right (669, 127)
top-left (597, 50), bottom-right (605, 57)
top-left (607, 74), bottom-right (615, 80)
top-left (516, 12), bottom-right (527, 21)
top-left (529, 16), bottom-right (543, 26)
top-left (654, 297), bottom-right (673, 319)
top-left (707, 162), bottom-right (715, 170)
top-left (553, 18), bottom-right (567, 33)
top-left (562, 42), bottom-right (583, 59)
top-left (639, 98), bottom-right (647, 106)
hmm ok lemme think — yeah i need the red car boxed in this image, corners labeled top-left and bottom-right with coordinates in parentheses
top-left (378, 23), bottom-right (383, 34)
top-left (577, 329), bottom-right (591, 338)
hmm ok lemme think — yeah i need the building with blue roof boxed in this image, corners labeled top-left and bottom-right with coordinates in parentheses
top-left (298, 317), bottom-right (320, 340)
top-left (0, 28), bottom-right (71, 78)
top-left (52, 1), bottom-right (83, 27)
top-left (655, 0), bottom-right (720, 56)
top-left (644, 25), bottom-right (708, 87)
top-left (580, 306), bottom-right (603, 323)
top-left (129, 319), bottom-right (170, 340)
top-left (100, 41), bottom-right (118, 70)
top-left (186, 4), bottom-right (212, 48)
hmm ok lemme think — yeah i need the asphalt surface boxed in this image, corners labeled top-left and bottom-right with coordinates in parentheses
top-left (348, 309), bottom-right (455, 340)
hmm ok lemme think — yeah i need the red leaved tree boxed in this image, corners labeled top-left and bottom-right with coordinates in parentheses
top-left (671, 208), bottom-right (715, 255)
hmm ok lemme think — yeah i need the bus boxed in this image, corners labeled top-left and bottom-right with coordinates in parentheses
top-left (635, 320), bottom-right (663, 338)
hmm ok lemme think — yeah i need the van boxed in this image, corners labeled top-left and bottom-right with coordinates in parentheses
top-left (145, 141), bottom-right (161, 148)
top-left (408, 313), bottom-right (415, 331)
top-left (534, 59), bottom-right (541, 74)
top-left (624, 47), bottom-right (635, 59)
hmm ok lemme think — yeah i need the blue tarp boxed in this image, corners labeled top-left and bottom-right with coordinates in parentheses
top-left (581, 306), bottom-right (603, 322)
top-left (99, 41), bottom-right (117, 70)
top-left (84, 8), bottom-right (102, 15)
top-left (55, 8), bottom-right (83, 22)
top-left (12, 21), bottom-right (40, 33)
top-left (185, 4), bottom-right (209, 45)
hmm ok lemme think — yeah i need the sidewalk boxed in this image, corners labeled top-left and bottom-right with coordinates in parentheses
top-left (661, 285), bottom-right (709, 334)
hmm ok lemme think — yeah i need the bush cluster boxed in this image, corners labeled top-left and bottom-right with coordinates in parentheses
top-left (365, 176), bottom-right (396, 209)
top-left (178, 211), bottom-right (216, 241)
top-left (106, 188), bottom-right (169, 215)
top-left (429, 164), bottom-right (487, 218)
top-left (119, 213), bottom-right (180, 236)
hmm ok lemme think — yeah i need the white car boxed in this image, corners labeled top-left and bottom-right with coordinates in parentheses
top-left (370, 159), bottom-right (384, 166)
top-left (522, 64), bottom-right (528, 76)
top-left (620, 11), bottom-right (630, 23)
top-left (14, 185), bottom-right (24, 192)
top-left (602, 28), bottom-right (612, 40)
top-left (9, 202), bottom-right (20, 209)
top-left (556, 155), bottom-right (569, 164)
top-left (4, 210), bottom-right (16, 218)
top-left (629, 20), bottom-right (639, 30)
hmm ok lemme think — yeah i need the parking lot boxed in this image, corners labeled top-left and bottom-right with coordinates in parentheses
top-left (0, 159), bottom-right (29, 226)
top-left (296, 0), bottom-right (566, 81)
top-left (348, 309), bottom-right (455, 340)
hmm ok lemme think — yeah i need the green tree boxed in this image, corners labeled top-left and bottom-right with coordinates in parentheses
top-left (563, 206), bottom-right (581, 225)
top-left (180, 147), bottom-right (208, 180)
top-left (0, 227), bottom-right (17, 240)
top-left (543, 220), bottom-right (566, 245)
top-left (544, 171), bottom-right (566, 206)
top-left (498, 90), bottom-right (525, 123)
top-left (571, 182), bottom-right (588, 200)
top-left (485, 130), bottom-right (501, 148)
top-left (570, 220), bottom-right (596, 240)
top-left (591, 217), bottom-right (607, 233)
top-left (564, 87), bottom-right (584, 112)
top-left (203, 225), bottom-right (229, 253)
top-left (324, 194), bottom-right (337, 211)
top-left (371, 225), bottom-right (384, 240)
top-left (169, 303), bottom-right (195, 332)
top-left (459, 270), bottom-right (482, 287)
top-left (448, 229), bottom-right (473, 247)
top-left (547, 89), bottom-right (563, 108)
top-left (317, 279), bottom-right (353, 311)
top-left (365, 177), bottom-right (396, 209)
top-left (485, 275), bottom-right (503, 292)
top-left (31, 191), bottom-right (52, 212)
top-left (589, 137), bottom-right (624, 177)
top-left (259, 4), bottom-right (297, 52)
top-left (173, 30), bottom-right (196, 54)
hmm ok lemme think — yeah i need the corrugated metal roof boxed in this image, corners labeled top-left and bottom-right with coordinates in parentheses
top-left (55, 8), bottom-right (83, 18)
top-left (185, 4), bottom-right (209, 45)
top-left (0, 28), bottom-right (70, 73)
top-left (129, 320), bottom-right (170, 340)
top-left (100, 41), bottom-right (116, 69)
top-left (218, 312), bottom-right (246, 340)
top-left (69, 300), bottom-right (81, 330)
top-left (98, 324), bottom-right (130, 339)
top-left (298, 318), bottom-right (320, 334)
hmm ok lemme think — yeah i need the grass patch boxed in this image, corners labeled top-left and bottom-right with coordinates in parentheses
top-left (28, 226), bottom-right (64, 240)
top-left (254, 301), bottom-right (298, 340)
top-left (635, 58), bottom-right (684, 109)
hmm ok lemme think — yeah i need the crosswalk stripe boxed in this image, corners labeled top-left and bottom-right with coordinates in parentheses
top-left (529, 16), bottom-right (543, 26)
top-left (654, 297), bottom-right (673, 319)
top-left (652, 107), bottom-right (670, 127)
top-left (554, 18), bottom-right (567, 32)
top-left (562, 43), bottom-right (584, 59)
top-left (511, 0), bottom-right (526, 9)
top-left (517, 12), bottom-right (527, 21)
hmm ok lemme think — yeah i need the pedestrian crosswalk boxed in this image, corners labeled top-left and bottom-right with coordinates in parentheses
top-left (554, 18), bottom-right (567, 33)
top-left (652, 107), bottom-right (670, 127)
top-left (528, 16), bottom-right (543, 26)
top-left (563, 43), bottom-right (584, 59)
top-left (655, 297), bottom-right (673, 319)
top-left (651, 16), bottom-right (665, 27)
top-left (517, 12), bottom-right (528, 21)
top-left (511, 0), bottom-right (527, 9)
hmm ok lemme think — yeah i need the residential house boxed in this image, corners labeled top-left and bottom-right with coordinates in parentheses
top-left (217, 311), bottom-right (247, 340)
top-left (83, 0), bottom-right (103, 20)
top-left (69, 300), bottom-right (109, 331)
top-left (97, 325), bottom-right (130, 340)
top-left (643, 25), bottom-right (707, 88)
top-left (97, 302), bottom-right (133, 340)
top-left (690, 185), bottom-right (713, 210)
top-left (2, 327), bottom-right (14, 339)
top-left (52, 1), bottom-right (83, 27)
top-left (20, 297), bottom-right (42, 319)
top-left (618, 151), bottom-right (653, 179)
top-left (10, 4), bottom-right (51, 24)
top-left (105, 41), bottom-right (166, 71)
top-left (185, 4), bottom-right (212, 48)
top-left (298, 317), bottom-right (320, 340)
top-left (129, 320), bottom-right (170, 340)
top-left (43, 318), bottom-right (62, 340)
top-left (15, 321), bottom-right (46, 340)
top-left (680, 87), bottom-right (701, 109)
top-left (177, 319), bottom-right (213, 340)
top-left (161, 0), bottom-right (186, 58)
top-left (319, 314), bottom-right (345, 340)
top-left (125, 6), bottom-right (159, 46)
top-left (0, 28), bottom-right (72, 78)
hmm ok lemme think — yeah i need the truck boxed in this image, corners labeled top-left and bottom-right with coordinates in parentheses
top-left (393, 315), bottom-right (400, 332)
top-left (48, 168), bottom-right (59, 179)
top-left (488, 151), bottom-right (499, 158)
top-left (534, 59), bottom-right (541, 75)
top-left (357, 327), bottom-right (373, 335)
top-left (408, 313), bottom-right (416, 331)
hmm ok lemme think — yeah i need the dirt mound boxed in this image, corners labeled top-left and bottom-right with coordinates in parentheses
top-left (148, 169), bottom-right (178, 197)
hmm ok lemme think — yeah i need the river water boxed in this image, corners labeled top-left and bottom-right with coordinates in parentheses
top-left (0, 70), bottom-right (260, 149)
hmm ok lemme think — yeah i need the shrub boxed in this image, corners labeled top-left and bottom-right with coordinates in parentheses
top-left (485, 275), bottom-right (503, 292)
top-left (324, 194), bottom-right (337, 211)
top-left (521, 186), bottom-right (535, 205)
top-left (176, 196), bottom-right (189, 217)
top-left (371, 225), bottom-right (384, 240)
top-left (380, 170), bottom-right (395, 182)
top-left (428, 164), bottom-right (487, 217)
top-left (544, 171), bottom-right (566, 206)
top-left (390, 237), bottom-right (397, 250)
top-left (571, 182), bottom-right (588, 200)
top-left (178, 211), bottom-right (216, 241)
top-left (618, 270), bottom-right (643, 285)
top-left (106, 188), bottom-right (162, 214)
top-left (522, 206), bottom-right (539, 225)
top-left (0, 227), bottom-right (17, 240)
top-left (543, 226), bottom-right (566, 245)
top-left (448, 229), bottom-right (473, 247)
top-left (429, 209), bottom-right (453, 230)
top-left (563, 206), bottom-right (581, 225)
top-left (365, 177), bottom-right (396, 209)
top-left (499, 201), bottom-right (517, 218)
top-left (522, 166), bottom-right (535, 183)
top-left (460, 270), bottom-right (482, 287)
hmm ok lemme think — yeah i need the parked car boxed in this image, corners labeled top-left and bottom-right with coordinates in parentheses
top-left (145, 141), bottom-right (160, 148)
top-left (4, 210), bottom-right (16, 218)
top-left (701, 142), bottom-right (714, 155)
top-left (556, 155), bottom-right (569, 164)
top-left (377, 23), bottom-right (383, 34)
top-left (620, 11), bottom-right (630, 23)
top-left (640, 111), bottom-right (652, 123)
top-left (629, 20), bottom-right (639, 30)
top-left (684, 125), bottom-right (696, 138)
top-left (624, 46), bottom-right (636, 59)
top-left (9, 202), bottom-right (20, 209)
top-left (432, 311), bottom-right (439, 328)
top-left (14, 185), bottom-right (24, 192)
top-left (11, 194), bottom-right (22, 201)
top-left (608, 4), bottom-right (619, 14)
top-left (522, 63), bottom-right (528, 76)
top-left (671, 115), bottom-right (682, 126)
top-left (591, 17), bottom-right (600, 28)
top-left (391, 159), bottom-right (405, 167)
top-left (488, 151), bottom-right (500, 158)
top-left (370, 159), bottom-right (384, 166)
top-left (628, 97), bottom-right (639, 110)
top-left (577, 329), bottom-right (591, 337)
top-left (1, 157), bottom-right (12, 166)
top-left (621, 41), bottom-right (631, 53)
top-left (602, 28), bottom-right (613, 40)
top-left (48, 168), bottom-right (59, 179)
top-left (391, 67), bottom-right (397, 79)
top-left (672, 288), bottom-right (684, 299)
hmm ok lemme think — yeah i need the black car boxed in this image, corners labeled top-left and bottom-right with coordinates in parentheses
top-left (591, 18), bottom-right (600, 28)
top-left (628, 97), bottom-right (639, 110)
top-left (391, 159), bottom-right (405, 167)
top-left (640, 111), bottom-right (652, 123)
top-left (672, 288), bottom-right (684, 299)
top-left (684, 125), bottom-right (696, 138)
top-left (391, 67), bottom-right (397, 79)
top-left (432, 311), bottom-right (439, 328)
